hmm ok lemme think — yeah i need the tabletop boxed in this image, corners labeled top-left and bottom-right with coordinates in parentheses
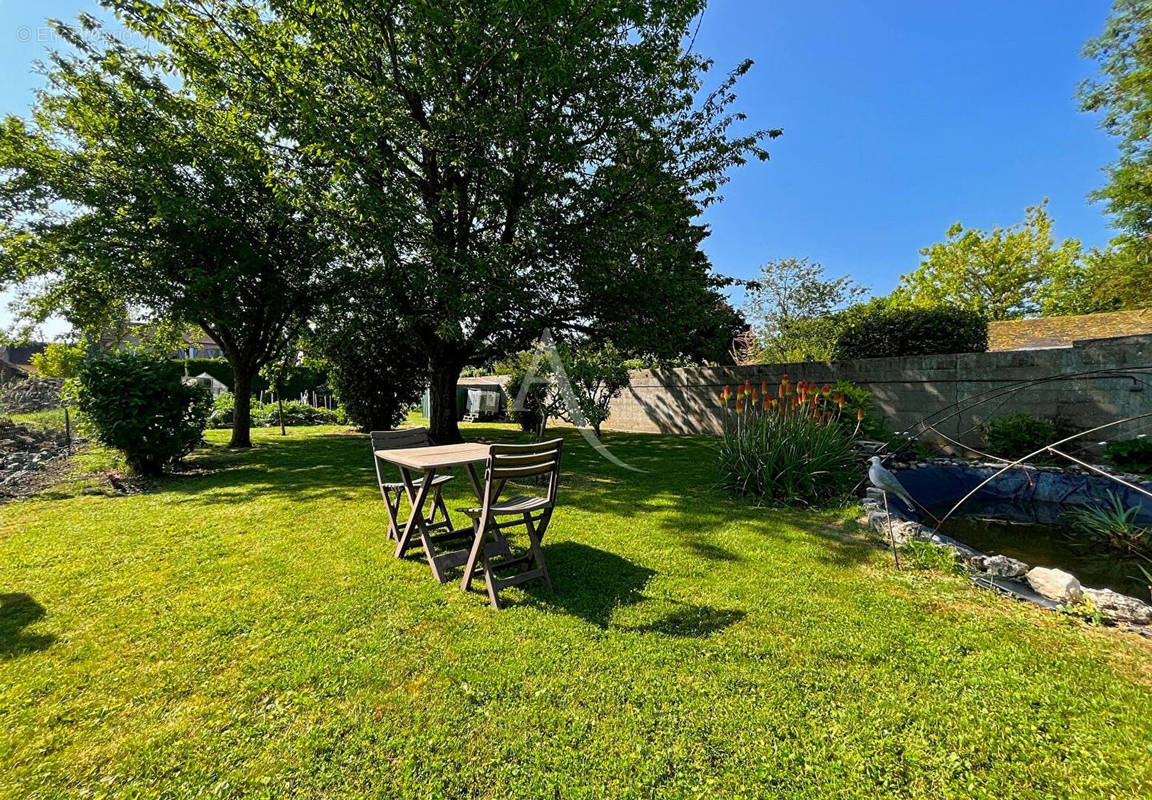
top-left (374, 442), bottom-right (491, 471)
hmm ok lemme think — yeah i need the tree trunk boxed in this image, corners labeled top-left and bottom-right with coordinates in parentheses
top-left (278, 392), bottom-right (286, 436)
top-left (230, 368), bottom-right (254, 448)
top-left (427, 357), bottom-right (463, 444)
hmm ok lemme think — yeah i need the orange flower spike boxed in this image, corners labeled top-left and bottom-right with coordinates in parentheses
top-left (750, 388), bottom-right (759, 403)
top-left (822, 384), bottom-right (831, 396)
top-left (736, 384), bottom-right (745, 398)
top-left (857, 407), bottom-right (865, 421)
top-left (735, 397), bottom-right (745, 414)
top-left (761, 380), bottom-right (769, 396)
top-left (762, 396), bottom-right (771, 411)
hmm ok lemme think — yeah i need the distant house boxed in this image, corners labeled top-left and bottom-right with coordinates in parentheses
top-left (421, 376), bottom-right (510, 421)
top-left (184, 372), bottom-right (229, 398)
top-left (989, 310), bottom-right (1152, 351)
top-left (99, 323), bottom-right (225, 359)
top-left (0, 343), bottom-right (46, 382)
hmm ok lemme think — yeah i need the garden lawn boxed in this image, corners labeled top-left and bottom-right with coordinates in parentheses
top-left (2, 423), bottom-right (1150, 799)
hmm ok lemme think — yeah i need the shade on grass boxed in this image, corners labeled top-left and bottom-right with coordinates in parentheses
top-left (1, 423), bottom-right (1150, 798)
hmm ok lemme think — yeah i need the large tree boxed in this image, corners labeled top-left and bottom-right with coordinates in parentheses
top-left (1081, 0), bottom-right (1152, 248)
top-left (114, 0), bottom-right (777, 442)
top-left (895, 202), bottom-right (1081, 321)
top-left (0, 18), bottom-right (336, 447)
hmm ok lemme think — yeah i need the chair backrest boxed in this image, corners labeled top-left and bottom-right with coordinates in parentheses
top-left (370, 427), bottom-right (432, 452)
top-left (370, 428), bottom-right (433, 489)
top-left (484, 438), bottom-right (564, 507)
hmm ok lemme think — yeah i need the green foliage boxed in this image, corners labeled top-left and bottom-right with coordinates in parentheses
top-left (0, 20), bottom-right (336, 447)
top-left (502, 342), bottom-right (631, 436)
top-left (980, 415), bottom-right (1058, 462)
top-left (1040, 241), bottom-right (1152, 315)
top-left (901, 540), bottom-right (963, 575)
top-left (1065, 491), bottom-right (1152, 560)
top-left (208, 392), bottom-right (340, 430)
top-left (28, 342), bottom-right (84, 378)
top-left (1105, 437), bottom-right (1152, 474)
top-left (72, 353), bottom-right (209, 475)
top-left (896, 202), bottom-right (1082, 320)
top-left (716, 379), bottom-right (857, 506)
top-left (109, 0), bottom-right (777, 441)
top-left (306, 299), bottom-right (426, 433)
top-left (832, 300), bottom-right (988, 359)
top-left (502, 351), bottom-right (551, 434)
top-left (553, 342), bottom-right (631, 436)
top-left (1081, 1), bottom-right (1152, 247)
top-left (743, 257), bottom-right (868, 363)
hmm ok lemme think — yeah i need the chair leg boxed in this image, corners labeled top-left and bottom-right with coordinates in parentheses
top-left (382, 488), bottom-right (402, 541)
top-left (523, 511), bottom-right (553, 591)
top-left (461, 516), bottom-right (485, 592)
top-left (481, 542), bottom-right (502, 610)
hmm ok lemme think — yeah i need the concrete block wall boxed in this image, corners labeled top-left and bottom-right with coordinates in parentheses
top-left (602, 335), bottom-right (1152, 448)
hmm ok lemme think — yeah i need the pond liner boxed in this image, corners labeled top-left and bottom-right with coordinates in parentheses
top-left (893, 463), bottom-right (1152, 525)
top-left (970, 574), bottom-right (1059, 610)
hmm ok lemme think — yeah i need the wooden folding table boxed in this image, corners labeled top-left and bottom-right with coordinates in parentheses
top-left (373, 442), bottom-right (507, 582)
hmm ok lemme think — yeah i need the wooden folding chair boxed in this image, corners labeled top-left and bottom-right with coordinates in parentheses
top-left (458, 438), bottom-right (564, 609)
top-left (370, 428), bottom-right (455, 542)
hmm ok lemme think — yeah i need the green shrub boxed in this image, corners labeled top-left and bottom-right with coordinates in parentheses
top-left (901, 540), bottom-right (963, 574)
top-left (832, 301), bottom-right (988, 359)
top-left (72, 353), bottom-right (210, 476)
top-left (1105, 437), bottom-right (1152, 474)
top-left (716, 377), bottom-right (857, 505)
top-left (1064, 492), bottom-right (1151, 560)
top-left (980, 414), bottom-right (1058, 462)
top-left (209, 392), bottom-right (341, 428)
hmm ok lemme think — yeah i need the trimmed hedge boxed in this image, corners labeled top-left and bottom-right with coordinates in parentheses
top-left (832, 302), bottom-right (988, 359)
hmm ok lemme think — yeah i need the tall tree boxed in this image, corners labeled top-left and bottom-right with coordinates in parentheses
top-left (1081, 0), bottom-right (1152, 248)
top-left (114, 0), bottom-right (778, 442)
top-left (896, 202), bottom-right (1081, 321)
top-left (743, 257), bottom-right (867, 362)
top-left (0, 18), bottom-right (336, 447)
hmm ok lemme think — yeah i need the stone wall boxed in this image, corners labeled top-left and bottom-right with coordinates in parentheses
top-left (603, 334), bottom-right (1152, 448)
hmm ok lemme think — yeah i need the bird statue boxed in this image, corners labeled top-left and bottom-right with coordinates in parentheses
top-left (868, 456), bottom-right (918, 513)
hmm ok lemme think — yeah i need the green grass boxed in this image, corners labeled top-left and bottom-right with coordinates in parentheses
top-left (1, 422), bottom-right (1150, 799)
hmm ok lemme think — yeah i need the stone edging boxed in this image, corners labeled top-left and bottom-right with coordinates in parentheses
top-left (860, 488), bottom-right (1152, 633)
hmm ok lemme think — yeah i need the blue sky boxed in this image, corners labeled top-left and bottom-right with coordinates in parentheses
top-left (0, 0), bottom-right (1119, 338)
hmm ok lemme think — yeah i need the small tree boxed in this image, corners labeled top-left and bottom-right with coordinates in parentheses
top-left (73, 353), bottom-right (210, 476)
top-left (554, 343), bottom-right (631, 437)
top-left (307, 296), bottom-right (426, 433)
top-left (743, 258), bottom-right (867, 362)
top-left (29, 342), bottom-right (84, 379)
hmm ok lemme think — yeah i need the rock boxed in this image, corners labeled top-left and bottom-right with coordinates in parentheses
top-left (1084, 588), bottom-right (1152, 625)
top-left (971, 554), bottom-right (1030, 578)
top-left (1026, 567), bottom-right (1083, 604)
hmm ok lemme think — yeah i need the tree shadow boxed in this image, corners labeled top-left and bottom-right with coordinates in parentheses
top-left (521, 542), bottom-right (744, 637)
top-left (620, 601), bottom-right (746, 638)
top-left (0, 593), bottom-right (55, 659)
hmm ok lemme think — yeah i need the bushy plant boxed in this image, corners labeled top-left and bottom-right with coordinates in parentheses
top-left (502, 350), bottom-right (551, 433)
top-left (29, 342), bottom-right (85, 379)
top-left (209, 393), bottom-right (341, 429)
top-left (1105, 437), bottom-right (1152, 474)
top-left (1064, 491), bottom-right (1152, 560)
top-left (980, 414), bottom-right (1058, 462)
top-left (72, 353), bottom-right (210, 475)
top-left (832, 300), bottom-right (988, 359)
top-left (901, 540), bottom-right (963, 574)
top-left (716, 376), bottom-right (859, 505)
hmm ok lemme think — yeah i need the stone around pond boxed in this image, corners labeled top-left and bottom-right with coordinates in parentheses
top-left (1026, 567), bottom-right (1083, 604)
top-left (1084, 588), bottom-right (1152, 625)
top-left (971, 554), bottom-right (1029, 579)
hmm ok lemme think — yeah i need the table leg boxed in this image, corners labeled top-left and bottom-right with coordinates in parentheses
top-left (394, 467), bottom-right (434, 561)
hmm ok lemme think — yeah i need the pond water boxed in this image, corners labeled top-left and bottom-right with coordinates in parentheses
top-left (936, 513), bottom-right (1151, 602)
